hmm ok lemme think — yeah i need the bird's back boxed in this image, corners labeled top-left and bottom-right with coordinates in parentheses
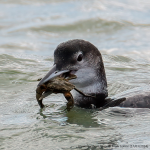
top-left (110, 86), bottom-right (150, 108)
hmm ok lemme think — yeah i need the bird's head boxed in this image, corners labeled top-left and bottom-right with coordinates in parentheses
top-left (38, 39), bottom-right (108, 108)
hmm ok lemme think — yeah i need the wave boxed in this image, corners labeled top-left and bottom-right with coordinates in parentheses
top-left (3, 18), bottom-right (134, 34)
top-left (30, 18), bottom-right (126, 33)
top-left (5, 17), bottom-right (150, 35)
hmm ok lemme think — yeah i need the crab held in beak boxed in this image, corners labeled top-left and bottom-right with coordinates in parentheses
top-left (36, 64), bottom-right (77, 109)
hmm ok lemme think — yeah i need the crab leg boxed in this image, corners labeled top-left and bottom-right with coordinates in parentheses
top-left (63, 91), bottom-right (74, 111)
top-left (36, 85), bottom-right (47, 108)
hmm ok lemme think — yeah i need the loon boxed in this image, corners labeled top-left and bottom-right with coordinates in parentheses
top-left (37, 39), bottom-right (150, 109)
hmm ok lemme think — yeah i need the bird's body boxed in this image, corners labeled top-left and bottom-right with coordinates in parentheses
top-left (37, 39), bottom-right (150, 109)
top-left (112, 86), bottom-right (150, 108)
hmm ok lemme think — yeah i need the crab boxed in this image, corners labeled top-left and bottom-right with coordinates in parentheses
top-left (36, 74), bottom-right (95, 111)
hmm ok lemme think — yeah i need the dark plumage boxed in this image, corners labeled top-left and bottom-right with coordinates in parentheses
top-left (37, 39), bottom-right (150, 109)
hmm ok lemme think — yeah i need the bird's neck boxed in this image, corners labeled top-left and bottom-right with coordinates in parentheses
top-left (71, 77), bottom-right (108, 108)
top-left (70, 64), bottom-right (108, 108)
top-left (72, 91), bottom-right (107, 108)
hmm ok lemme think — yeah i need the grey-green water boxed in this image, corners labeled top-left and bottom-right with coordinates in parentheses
top-left (1, 0), bottom-right (150, 149)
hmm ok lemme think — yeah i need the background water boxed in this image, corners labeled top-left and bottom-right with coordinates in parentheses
top-left (0, 0), bottom-right (150, 149)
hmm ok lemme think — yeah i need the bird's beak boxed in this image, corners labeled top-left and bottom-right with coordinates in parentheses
top-left (37, 64), bottom-right (70, 86)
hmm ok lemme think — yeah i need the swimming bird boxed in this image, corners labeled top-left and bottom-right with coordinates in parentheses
top-left (37, 39), bottom-right (150, 109)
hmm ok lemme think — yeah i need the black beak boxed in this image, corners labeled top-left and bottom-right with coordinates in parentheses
top-left (37, 64), bottom-right (70, 86)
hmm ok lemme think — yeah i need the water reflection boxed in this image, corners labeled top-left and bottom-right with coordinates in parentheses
top-left (39, 106), bottom-right (100, 128)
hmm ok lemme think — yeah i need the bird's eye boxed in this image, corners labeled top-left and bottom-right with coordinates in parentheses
top-left (77, 54), bottom-right (83, 61)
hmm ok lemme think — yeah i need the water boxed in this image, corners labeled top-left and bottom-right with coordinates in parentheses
top-left (0, 0), bottom-right (150, 149)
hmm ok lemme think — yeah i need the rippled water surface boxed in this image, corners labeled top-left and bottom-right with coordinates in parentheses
top-left (1, 0), bottom-right (150, 149)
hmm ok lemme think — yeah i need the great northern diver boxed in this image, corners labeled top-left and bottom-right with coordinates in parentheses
top-left (37, 39), bottom-right (150, 109)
